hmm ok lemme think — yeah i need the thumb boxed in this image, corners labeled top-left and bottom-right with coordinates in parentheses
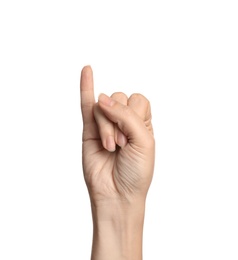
top-left (98, 93), bottom-right (153, 148)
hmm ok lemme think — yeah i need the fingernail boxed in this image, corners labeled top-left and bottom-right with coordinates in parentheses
top-left (117, 131), bottom-right (127, 148)
top-left (98, 93), bottom-right (115, 107)
top-left (106, 135), bottom-right (116, 152)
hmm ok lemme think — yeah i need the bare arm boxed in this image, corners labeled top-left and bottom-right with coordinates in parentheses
top-left (80, 66), bottom-right (155, 260)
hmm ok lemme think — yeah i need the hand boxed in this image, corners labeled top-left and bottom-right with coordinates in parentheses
top-left (80, 65), bottom-right (155, 260)
top-left (80, 65), bottom-right (155, 206)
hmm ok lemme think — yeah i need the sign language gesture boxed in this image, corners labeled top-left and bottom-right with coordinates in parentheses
top-left (80, 65), bottom-right (155, 259)
top-left (80, 65), bottom-right (155, 205)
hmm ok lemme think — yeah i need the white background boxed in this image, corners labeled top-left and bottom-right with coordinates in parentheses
top-left (0, 0), bottom-right (238, 259)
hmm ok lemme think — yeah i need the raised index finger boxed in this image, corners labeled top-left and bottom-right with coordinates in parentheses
top-left (80, 65), bottom-right (95, 125)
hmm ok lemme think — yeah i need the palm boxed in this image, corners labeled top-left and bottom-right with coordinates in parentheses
top-left (83, 134), bottom-right (142, 201)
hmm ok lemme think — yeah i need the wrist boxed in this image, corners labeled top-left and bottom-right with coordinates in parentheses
top-left (90, 199), bottom-right (146, 260)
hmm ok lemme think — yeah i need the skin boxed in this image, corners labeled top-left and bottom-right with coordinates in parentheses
top-left (80, 65), bottom-right (155, 260)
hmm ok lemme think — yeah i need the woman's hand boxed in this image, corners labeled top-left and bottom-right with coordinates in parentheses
top-left (80, 66), bottom-right (155, 206)
top-left (80, 65), bottom-right (155, 260)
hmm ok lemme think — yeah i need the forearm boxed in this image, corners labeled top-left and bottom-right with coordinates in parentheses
top-left (90, 199), bottom-right (146, 260)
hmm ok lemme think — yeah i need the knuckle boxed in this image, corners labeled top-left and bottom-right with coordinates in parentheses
top-left (130, 93), bottom-right (150, 106)
top-left (111, 92), bottom-right (128, 101)
top-left (121, 104), bottom-right (132, 116)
